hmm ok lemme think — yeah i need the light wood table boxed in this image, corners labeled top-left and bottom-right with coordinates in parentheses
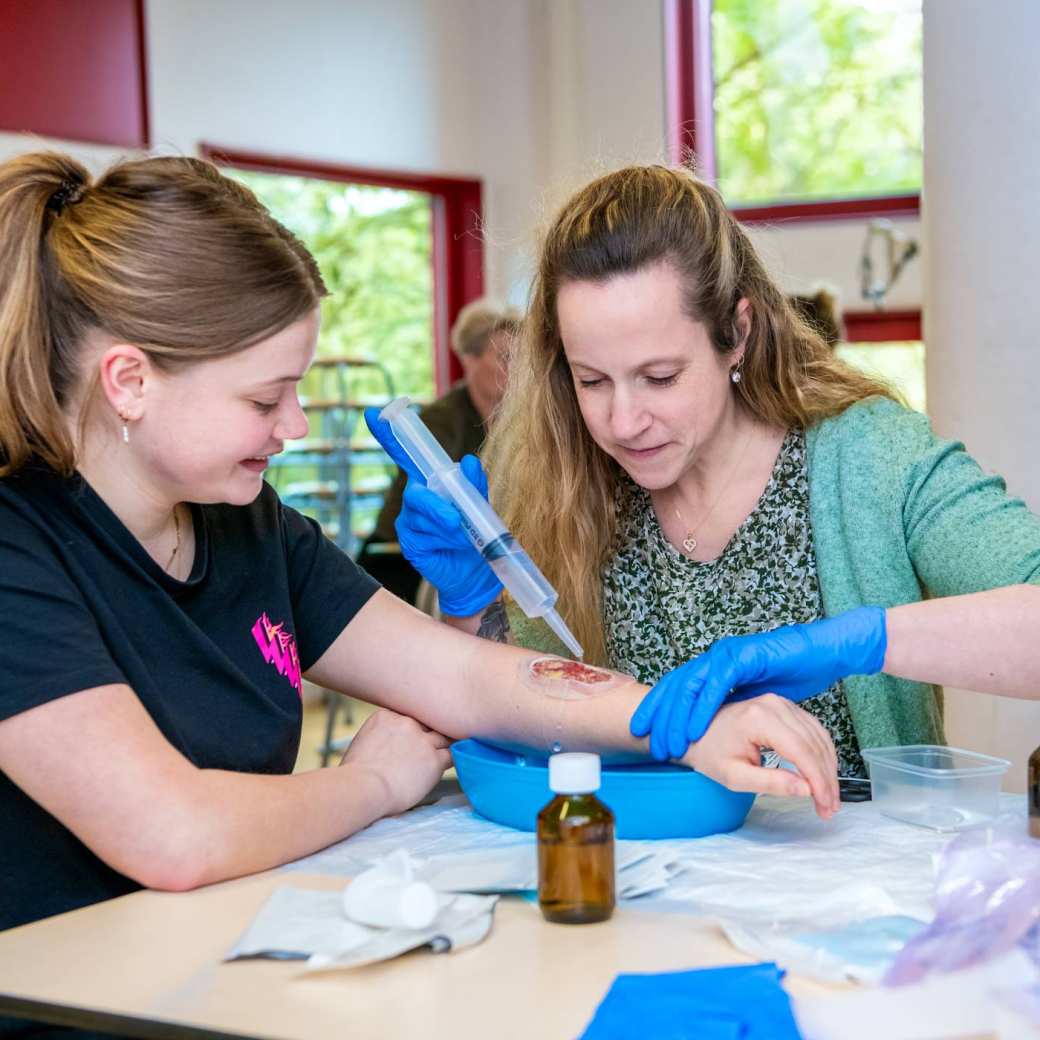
top-left (0, 870), bottom-right (841, 1039)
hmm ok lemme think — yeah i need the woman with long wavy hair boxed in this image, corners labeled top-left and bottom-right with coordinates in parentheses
top-left (369, 163), bottom-right (1040, 774)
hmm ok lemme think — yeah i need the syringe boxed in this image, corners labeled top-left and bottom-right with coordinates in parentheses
top-left (380, 397), bottom-right (584, 659)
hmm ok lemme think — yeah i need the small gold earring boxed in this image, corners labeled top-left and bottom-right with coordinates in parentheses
top-left (118, 410), bottom-right (130, 443)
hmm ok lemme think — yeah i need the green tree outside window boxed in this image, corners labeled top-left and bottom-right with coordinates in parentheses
top-left (227, 170), bottom-right (436, 543)
top-left (712, 0), bottom-right (922, 207)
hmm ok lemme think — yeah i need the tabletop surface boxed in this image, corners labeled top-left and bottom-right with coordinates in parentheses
top-left (0, 870), bottom-right (843, 1040)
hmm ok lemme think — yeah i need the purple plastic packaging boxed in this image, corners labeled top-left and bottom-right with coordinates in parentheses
top-left (884, 817), bottom-right (1040, 986)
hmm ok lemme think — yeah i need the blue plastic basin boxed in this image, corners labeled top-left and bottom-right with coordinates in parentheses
top-left (451, 739), bottom-right (755, 839)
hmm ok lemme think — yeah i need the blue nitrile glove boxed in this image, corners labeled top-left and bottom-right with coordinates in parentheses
top-left (364, 407), bottom-right (502, 617)
top-left (580, 962), bottom-right (802, 1040)
top-left (629, 606), bottom-right (887, 762)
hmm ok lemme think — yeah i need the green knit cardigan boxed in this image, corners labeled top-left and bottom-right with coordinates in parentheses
top-left (510, 397), bottom-right (1040, 750)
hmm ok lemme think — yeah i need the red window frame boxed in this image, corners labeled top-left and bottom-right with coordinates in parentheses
top-left (664, 0), bottom-right (920, 224)
top-left (843, 310), bottom-right (921, 343)
top-left (199, 145), bottom-right (484, 393)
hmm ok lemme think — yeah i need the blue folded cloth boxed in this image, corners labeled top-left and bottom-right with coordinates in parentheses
top-left (579, 962), bottom-right (802, 1040)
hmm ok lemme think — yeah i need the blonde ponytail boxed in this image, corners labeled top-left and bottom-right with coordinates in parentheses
top-left (0, 152), bottom-right (92, 476)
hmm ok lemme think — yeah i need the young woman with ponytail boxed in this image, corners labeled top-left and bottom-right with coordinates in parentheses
top-left (0, 152), bottom-right (841, 992)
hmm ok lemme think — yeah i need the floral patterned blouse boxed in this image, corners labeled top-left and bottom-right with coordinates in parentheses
top-left (602, 428), bottom-right (865, 778)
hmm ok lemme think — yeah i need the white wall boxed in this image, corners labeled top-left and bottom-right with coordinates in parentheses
top-left (0, 132), bottom-right (127, 171)
top-left (922, 0), bottom-right (1040, 794)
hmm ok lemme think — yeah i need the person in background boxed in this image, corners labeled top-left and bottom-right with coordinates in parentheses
top-left (0, 152), bottom-right (842, 1040)
top-left (358, 299), bottom-right (521, 603)
top-left (788, 286), bottom-right (843, 349)
top-left (369, 163), bottom-right (1040, 775)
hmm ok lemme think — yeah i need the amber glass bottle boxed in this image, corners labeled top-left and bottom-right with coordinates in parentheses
top-left (1029, 744), bottom-right (1040, 840)
top-left (537, 753), bottom-right (615, 924)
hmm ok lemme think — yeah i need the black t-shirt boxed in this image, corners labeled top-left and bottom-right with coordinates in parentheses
top-left (0, 462), bottom-right (379, 935)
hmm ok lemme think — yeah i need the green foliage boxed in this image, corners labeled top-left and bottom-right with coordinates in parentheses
top-left (712, 0), bottom-right (922, 206)
top-left (228, 170), bottom-right (435, 545)
top-left (230, 170), bottom-right (435, 403)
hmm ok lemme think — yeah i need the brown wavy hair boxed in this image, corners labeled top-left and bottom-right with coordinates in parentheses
top-left (483, 165), bottom-right (898, 664)
top-left (0, 151), bottom-right (326, 477)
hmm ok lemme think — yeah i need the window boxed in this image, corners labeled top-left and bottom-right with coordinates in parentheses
top-left (837, 340), bottom-right (925, 412)
top-left (839, 310), bottom-right (924, 411)
top-left (666, 0), bottom-right (922, 220)
top-left (227, 169), bottom-right (437, 402)
top-left (200, 147), bottom-right (484, 549)
top-left (200, 146), bottom-right (483, 396)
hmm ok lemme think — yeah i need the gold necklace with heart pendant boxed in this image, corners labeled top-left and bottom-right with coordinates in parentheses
top-left (668, 427), bottom-right (753, 556)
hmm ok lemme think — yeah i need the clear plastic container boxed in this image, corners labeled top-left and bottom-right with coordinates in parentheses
top-left (862, 744), bottom-right (1011, 831)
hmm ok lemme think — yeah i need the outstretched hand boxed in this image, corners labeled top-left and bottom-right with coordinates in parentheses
top-left (682, 695), bottom-right (841, 819)
top-left (631, 607), bottom-right (887, 761)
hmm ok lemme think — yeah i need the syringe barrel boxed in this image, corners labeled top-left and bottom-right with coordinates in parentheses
top-left (380, 397), bottom-right (558, 618)
top-left (379, 397), bottom-right (454, 481)
top-left (429, 465), bottom-right (558, 618)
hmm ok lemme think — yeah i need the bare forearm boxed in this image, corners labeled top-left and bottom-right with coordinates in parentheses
top-left (884, 584), bottom-right (1040, 697)
top-left (150, 764), bottom-right (393, 890)
top-left (309, 594), bottom-right (840, 814)
top-left (450, 634), bottom-right (651, 758)
top-left (320, 595), bottom-right (648, 755)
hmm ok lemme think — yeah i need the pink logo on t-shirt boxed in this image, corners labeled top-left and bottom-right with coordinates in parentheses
top-left (251, 613), bottom-right (303, 697)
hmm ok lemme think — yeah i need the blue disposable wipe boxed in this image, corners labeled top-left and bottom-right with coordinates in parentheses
top-left (791, 915), bottom-right (926, 979)
top-left (579, 962), bottom-right (802, 1040)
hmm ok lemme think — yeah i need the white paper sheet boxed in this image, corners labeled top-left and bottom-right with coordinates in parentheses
top-left (280, 790), bottom-right (1028, 984)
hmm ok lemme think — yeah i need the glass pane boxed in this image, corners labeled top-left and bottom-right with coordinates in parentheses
top-left (227, 169), bottom-right (435, 549)
top-left (712, 0), bottom-right (922, 207)
top-left (836, 340), bottom-right (925, 412)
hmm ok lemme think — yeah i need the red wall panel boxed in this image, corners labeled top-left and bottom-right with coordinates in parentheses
top-left (0, 0), bottom-right (148, 148)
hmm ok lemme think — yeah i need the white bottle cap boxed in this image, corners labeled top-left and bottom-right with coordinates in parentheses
top-left (342, 874), bottom-right (439, 931)
top-left (549, 752), bottom-right (601, 794)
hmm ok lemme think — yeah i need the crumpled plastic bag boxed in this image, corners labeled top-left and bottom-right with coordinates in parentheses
top-left (884, 817), bottom-right (1040, 987)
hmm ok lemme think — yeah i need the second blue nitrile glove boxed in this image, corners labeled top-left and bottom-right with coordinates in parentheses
top-left (364, 406), bottom-right (502, 617)
top-left (630, 606), bottom-right (888, 762)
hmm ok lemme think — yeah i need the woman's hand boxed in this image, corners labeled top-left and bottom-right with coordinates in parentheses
top-left (365, 407), bottom-right (501, 616)
top-left (682, 695), bottom-right (841, 819)
top-left (631, 607), bottom-right (888, 761)
top-left (339, 708), bottom-right (453, 816)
